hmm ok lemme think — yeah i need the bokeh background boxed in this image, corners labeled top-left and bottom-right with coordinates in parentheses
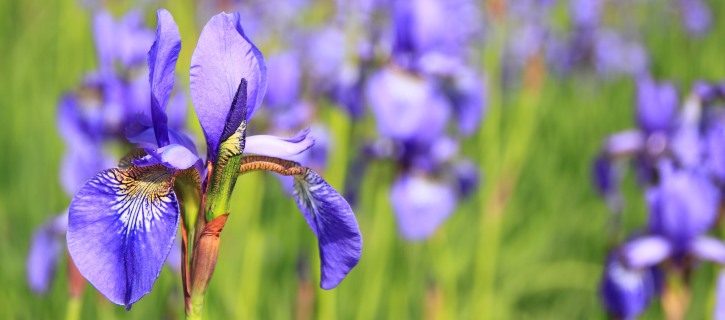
top-left (1, 0), bottom-right (725, 318)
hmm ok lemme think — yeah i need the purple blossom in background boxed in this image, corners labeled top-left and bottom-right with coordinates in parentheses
top-left (678, 0), bottom-right (711, 36)
top-left (27, 213), bottom-right (68, 294)
top-left (594, 78), bottom-right (725, 316)
top-left (622, 164), bottom-right (723, 268)
top-left (391, 174), bottom-right (456, 240)
top-left (367, 67), bottom-right (451, 143)
top-left (636, 76), bottom-right (678, 134)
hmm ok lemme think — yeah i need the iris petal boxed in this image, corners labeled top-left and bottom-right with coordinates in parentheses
top-left (67, 166), bottom-right (180, 307)
top-left (190, 12), bottom-right (267, 161)
top-left (244, 129), bottom-right (315, 161)
top-left (622, 236), bottom-right (672, 269)
top-left (148, 9), bottom-right (181, 147)
top-left (293, 170), bottom-right (362, 289)
top-left (27, 213), bottom-right (67, 294)
top-left (133, 144), bottom-right (199, 170)
top-left (690, 236), bottom-right (725, 264)
top-left (391, 174), bottom-right (456, 240)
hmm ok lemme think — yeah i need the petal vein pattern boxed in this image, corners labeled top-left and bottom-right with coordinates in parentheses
top-left (67, 165), bottom-right (179, 307)
top-left (293, 170), bottom-right (362, 289)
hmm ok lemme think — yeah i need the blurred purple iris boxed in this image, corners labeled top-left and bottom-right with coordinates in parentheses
top-left (364, 65), bottom-right (482, 240)
top-left (599, 253), bottom-right (662, 319)
top-left (594, 78), bottom-right (725, 317)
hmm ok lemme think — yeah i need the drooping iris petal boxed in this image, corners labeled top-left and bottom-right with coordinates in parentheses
top-left (133, 144), bottom-right (199, 170)
top-left (244, 129), bottom-right (315, 161)
top-left (148, 9), bottom-right (182, 147)
top-left (190, 12), bottom-right (267, 159)
top-left (391, 174), bottom-right (456, 240)
top-left (622, 236), bottom-right (672, 269)
top-left (292, 170), bottom-right (362, 289)
top-left (27, 213), bottom-right (67, 294)
top-left (67, 166), bottom-right (180, 307)
top-left (691, 237), bottom-right (725, 264)
top-left (599, 256), bottom-right (658, 319)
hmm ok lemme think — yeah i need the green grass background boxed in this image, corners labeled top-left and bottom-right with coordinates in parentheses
top-left (1, 0), bottom-right (725, 319)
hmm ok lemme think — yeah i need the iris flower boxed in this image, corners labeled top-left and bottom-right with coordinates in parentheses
top-left (622, 163), bottom-right (725, 269)
top-left (66, 9), bottom-right (362, 309)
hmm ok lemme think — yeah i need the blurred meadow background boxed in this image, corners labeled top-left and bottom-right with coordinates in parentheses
top-left (2, 0), bottom-right (725, 319)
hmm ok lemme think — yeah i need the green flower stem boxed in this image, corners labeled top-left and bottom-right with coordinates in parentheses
top-left (206, 155), bottom-right (243, 221)
top-left (64, 297), bottom-right (81, 320)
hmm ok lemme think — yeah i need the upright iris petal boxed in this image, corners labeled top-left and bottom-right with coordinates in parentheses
top-left (148, 9), bottom-right (182, 147)
top-left (647, 165), bottom-right (719, 245)
top-left (190, 12), bottom-right (267, 160)
top-left (636, 76), bottom-right (677, 134)
top-left (67, 166), bottom-right (180, 307)
top-left (292, 170), bottom-right (362, 289)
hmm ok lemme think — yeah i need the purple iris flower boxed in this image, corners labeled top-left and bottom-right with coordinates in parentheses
top-left (636, 76), bottom-right (678, 134)
top-left (599, 254), bottom-right (661, 319)
top-left (369, 134), bottom-right (477, 240)
top-left (622, 163), bottom-right (725, 268)
top-left (594, 76), bottom-right (682, 197)
top-left (66, 10), bottom-right (361, 308)
top-left (366, 67), bottom-right (451, 143)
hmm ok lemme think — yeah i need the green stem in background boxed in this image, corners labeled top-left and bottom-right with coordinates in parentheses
top-left (65, 297), bottom-right (81, 320)
top-left (472, 20), bottom-right (544, 318)
top-left (471, 18), bottom-right (505, 320)
top-left (356, 163), bottom-right (394, 320)
top-left (233, 172), bottom-right (266, 319)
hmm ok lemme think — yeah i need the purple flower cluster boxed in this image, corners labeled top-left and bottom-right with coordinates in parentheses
top-left (593, 77), bottom-right (725, 318)
top-left (346, 0), bottom-right (485, 240)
